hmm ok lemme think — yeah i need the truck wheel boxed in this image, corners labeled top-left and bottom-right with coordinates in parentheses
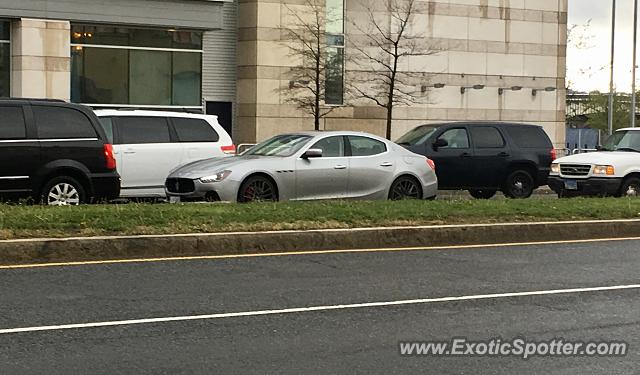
top-left (619, 177), bottom-right (640, 197)
top-left (468, 189), bottom-right (497, 199)
top-left (503, 170), bottom-right (534, 199)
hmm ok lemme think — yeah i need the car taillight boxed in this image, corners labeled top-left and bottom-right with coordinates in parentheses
top-left (550, 148), bottom-right (557, 162)
top-left (427, 158), bottom-right (436, 171)
top-left (104, 144), bottom-right (117, 170)
top-left (221, 144), bottom-right (236, 155)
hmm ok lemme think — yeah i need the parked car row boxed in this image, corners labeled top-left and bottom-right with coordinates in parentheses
top-left (1, 98), bottom-right (636, 206)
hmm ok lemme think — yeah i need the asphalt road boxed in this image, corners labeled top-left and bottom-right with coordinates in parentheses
top-left (0, 239), bottom-right (639, 374)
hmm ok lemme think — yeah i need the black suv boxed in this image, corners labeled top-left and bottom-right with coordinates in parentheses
top-left (397, 122), bottom-right (555, 199)
top-left (0, 99), bottom-right (120, 205)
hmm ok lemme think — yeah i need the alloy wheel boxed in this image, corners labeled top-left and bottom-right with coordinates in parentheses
top-left (241, 178), bottom-right (277, 202)
top-left (47, 183), bottom-right (81, 206)
top-left (390, 178), bottom-right (421, 200)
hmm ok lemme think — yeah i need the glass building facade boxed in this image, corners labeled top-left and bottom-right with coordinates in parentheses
top-left (0, 21), bottom-right (10, 97)
top-left (70, 25), bottom-right (203, 107)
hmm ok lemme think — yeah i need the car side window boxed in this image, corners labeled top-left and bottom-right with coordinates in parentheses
top-left (0, 106), bottom-right (27, 139)
top-left (470, 126), bottom-right (505, 148)
top-left (348, 136), bottom-right (387, 156)
top-left (117, 117), bottom-right (171, 144)
top-left (438, 128), bottom-right (469, 149)
top-left (173, 118), bottom-right (220, 143)
top-left (310, 136), bottom-right (344, 157)
top-left (33, 106), bottom-right (97, 139)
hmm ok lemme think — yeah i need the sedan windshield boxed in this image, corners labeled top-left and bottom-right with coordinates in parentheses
top-left (396, 125), bottom-right (439, 146)
top-left (601, 130), bottom-right (640, 152)
top-left (244, 134), bottom-right (312, 157)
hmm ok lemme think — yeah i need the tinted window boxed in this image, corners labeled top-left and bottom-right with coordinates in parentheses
top-left (117, 117), bottom-right (171, 144)
top-left (33, 106), bottom-right (97, 139)
top-left (98, 117), bottom-right (114, 144)
top-left (470, 126), bottom-right (505, 148)
top-left (438, 128), bottom-right (469, 149)
top-left (173, 118), bottom-right (219, 142)
top-left (348, 136), bottom-right (387, 156)
top-left (506, 126), bottom-right (551, 148)
top-left (0, 106), bottom-right (26, 139)
top-left (311, 136), bottom-right (344, 157)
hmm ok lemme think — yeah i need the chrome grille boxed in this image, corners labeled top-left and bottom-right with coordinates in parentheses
top-left (560, 164), bottom-right (591, 176)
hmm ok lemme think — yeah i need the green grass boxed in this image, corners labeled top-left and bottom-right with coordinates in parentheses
top-left (1, 198), bottom-right (640, 239)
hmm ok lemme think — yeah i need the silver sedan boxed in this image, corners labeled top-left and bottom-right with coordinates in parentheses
top-left (165, 131), bottom-right (438, 202)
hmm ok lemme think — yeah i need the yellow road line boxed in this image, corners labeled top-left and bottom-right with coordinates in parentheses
top-left (1, 236), bottom-right (639, 270)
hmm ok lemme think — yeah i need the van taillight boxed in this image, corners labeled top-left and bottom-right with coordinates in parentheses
top-left (427, 158), bottom-right (436, 171)
top-left (550, 148), bottom-right (557, 162)
top-left (104, 144), bottom-right (117, 170)
top-left (221, 144), bottom-right (236, 155)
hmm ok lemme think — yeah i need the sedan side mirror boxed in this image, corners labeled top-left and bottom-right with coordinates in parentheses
top-left (302, 148), bottom-right (323, 159)
top-left (433, 138), bottom-right (448, 150)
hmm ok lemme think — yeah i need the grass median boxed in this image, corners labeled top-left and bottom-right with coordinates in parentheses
top-left (1, 197), bottom-right (640, 240)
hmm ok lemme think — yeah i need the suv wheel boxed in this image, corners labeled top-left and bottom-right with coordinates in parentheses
top-left (504, 170), bottom-right (535, 199)
top-left (620, 177), bottom-right (640, 197)
top-left (468, 189), bottom-right (497, 200)
top-left (42, 176), bottom-right (86, 206)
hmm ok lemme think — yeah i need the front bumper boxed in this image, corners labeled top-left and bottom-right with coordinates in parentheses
top-left (548, 175), bottom-right (622, 196)
top-left (165, 177), bottom-right (241, 202)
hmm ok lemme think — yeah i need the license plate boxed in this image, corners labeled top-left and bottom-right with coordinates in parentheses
top-left (564, 180), bottom-right (578, 190)
top-left (169, 196), bottom-right (181, 203)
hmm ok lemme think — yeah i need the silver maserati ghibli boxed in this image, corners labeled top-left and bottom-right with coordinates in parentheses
top-left (165, 131), bottom-right (438, 202)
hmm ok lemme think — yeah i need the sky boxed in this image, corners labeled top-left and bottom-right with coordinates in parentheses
top-left (568, 0), bottom-right (640, 93)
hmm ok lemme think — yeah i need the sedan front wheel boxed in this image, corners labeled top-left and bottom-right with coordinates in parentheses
top-left (238, 175), bottom-right (278, 203)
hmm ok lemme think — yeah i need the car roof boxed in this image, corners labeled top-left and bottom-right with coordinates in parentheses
top-left (94, 109), bottom-right (218, 120)
top-left (415, 121), bottom-right (542, 128)
top-left (279, 130), bottom-right (389, 139)
top-left (616, 128), bottom-right (640, 132)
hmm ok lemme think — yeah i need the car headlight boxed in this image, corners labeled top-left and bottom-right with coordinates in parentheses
top-left (551, 163), bottom-right (560, 174)
top-left (593, 165), bottom-right (615, 176)
top-left (199, 170), bottom-right (232, 183)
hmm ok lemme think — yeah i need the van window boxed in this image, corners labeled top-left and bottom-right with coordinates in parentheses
top-left (0, 106), bottom-right (26, 139)
top-left (173, 118), bottom-right (219, 142)
top-left (33, 106), bottom-right (97, 139)
top-left (98, 117), bottom-right (114, 144)
top-left (117, 117), bottom-right (171, 144)
top-left (506, 126), bottom-right (551, 148)
top-left (470, 126), bottom-right (505, 148)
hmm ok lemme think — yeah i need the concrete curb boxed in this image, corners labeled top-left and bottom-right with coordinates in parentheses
top-left (1, 219), bottom-right (640, 265)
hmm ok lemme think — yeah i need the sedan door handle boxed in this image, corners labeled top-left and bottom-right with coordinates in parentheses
top-left (124, 151), bottom-right (136, 154)
top-left (380, 162), bottom-right (393, 167)
top-left (334, 165), bottom-right (347, 170)
top-left (460, 153), bottom-right (472, 158)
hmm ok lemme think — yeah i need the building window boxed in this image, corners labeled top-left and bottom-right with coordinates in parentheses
top-left (70, 25), bottom-right (202, 107)
top-left (0, 21), bottom-right (10, 97)
top-left (325, 0), bottom-right (344, 105)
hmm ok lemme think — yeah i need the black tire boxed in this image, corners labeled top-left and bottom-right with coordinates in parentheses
top-left (503, 170), bottom-right (535, 199)
top-left (468, 189), bottom-right (497, 200)
top-left (238, 175), bottom-right (278, 203)
top-left (389, 176), bottom-right (422, 200)
top-left (41, 176), bottom-right (86, 206)
top-left (619, 177), bottom-right (640, 197)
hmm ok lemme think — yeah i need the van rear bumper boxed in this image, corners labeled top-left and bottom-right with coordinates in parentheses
top-left (89, 172), bottom-right (121, 201)
top-left (548, 176), bottom-right (621, 196)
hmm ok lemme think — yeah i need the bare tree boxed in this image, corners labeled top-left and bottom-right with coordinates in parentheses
top-left (281, 0), bottom-right (337, 131)
top-left (349, 0), bottom-right (437, 139)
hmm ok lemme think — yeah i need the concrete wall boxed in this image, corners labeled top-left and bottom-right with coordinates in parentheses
top-left (11, 19), bottom-right (70, 100)
top-left (236, 0), bottom-right (568, 146)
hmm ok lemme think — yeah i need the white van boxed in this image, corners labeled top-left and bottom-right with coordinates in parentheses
top-left (95, 110), bottom-right (234, 198)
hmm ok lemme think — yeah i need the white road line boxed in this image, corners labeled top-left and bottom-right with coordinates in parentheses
top-left (1, 284), bottom-right (639, 335)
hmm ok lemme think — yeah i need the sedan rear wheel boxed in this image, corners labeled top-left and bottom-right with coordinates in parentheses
top-left (389, 176), bottom-right (422, 200)
top-left (238, 175), bottom-right (278, 203)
